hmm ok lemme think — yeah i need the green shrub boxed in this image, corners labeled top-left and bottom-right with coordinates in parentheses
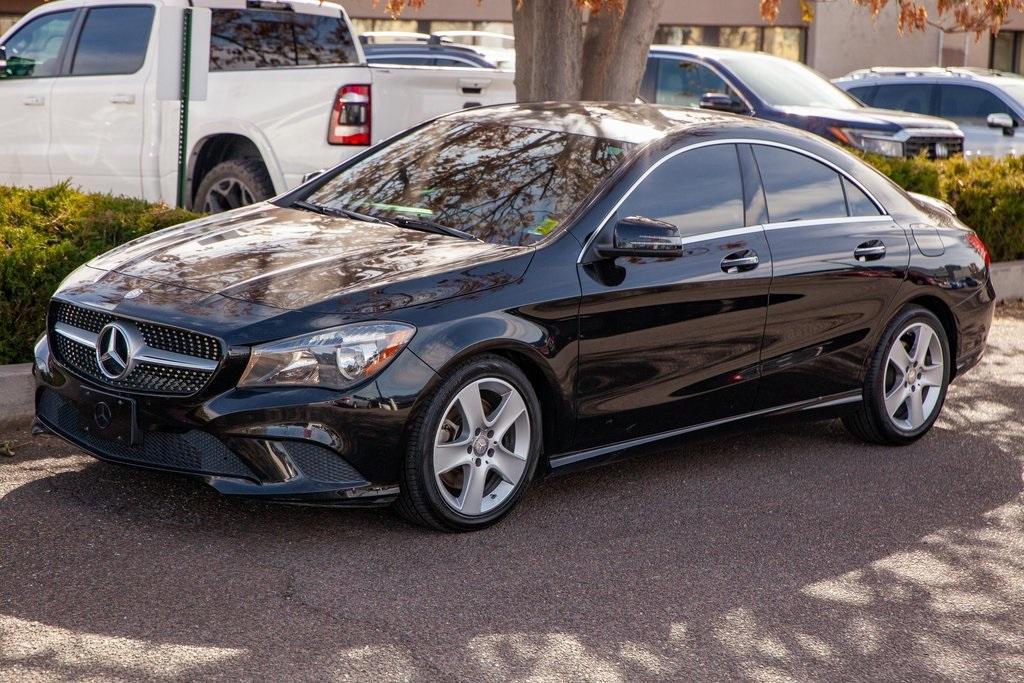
top-left (0, 183), bottom-right (199, 365)
top-left (859, 152), bottom-right (1024, 263)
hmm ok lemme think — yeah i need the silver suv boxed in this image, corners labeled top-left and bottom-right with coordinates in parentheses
top-left (834, 67), bottom-right (1024, 157)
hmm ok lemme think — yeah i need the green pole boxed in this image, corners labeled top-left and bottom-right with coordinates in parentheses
top-left (175, 7), bottom-right (193, 209)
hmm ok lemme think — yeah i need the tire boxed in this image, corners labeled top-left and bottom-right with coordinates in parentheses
top-left (842, 305), bottom-right (951, 445)
top-left (395, 354), bottom-right (542, 532)
top-left (194, 159), bottom-right (274, 213)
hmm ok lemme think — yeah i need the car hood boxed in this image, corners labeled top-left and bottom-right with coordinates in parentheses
top-left (774, 105), bottom-right (962, 133)
top-left (86, 204), bottom-right (533, 314)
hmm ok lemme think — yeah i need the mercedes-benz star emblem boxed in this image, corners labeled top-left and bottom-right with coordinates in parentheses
top-left (96, 322), bottom-right (135, 380)
top-left (123, 288), bottom-right (144, 300)
top-left (93, 402), bottom-right (113, 429)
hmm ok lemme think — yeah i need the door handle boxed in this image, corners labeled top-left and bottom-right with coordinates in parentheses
top-left (22, 95), bottom-right (44, 106)
top-left (720, 250), bottom-right (759, 273)
top-left (109, 94), bottom-right (136, 104)
top-left (854, 240), bottom-right (886, 261)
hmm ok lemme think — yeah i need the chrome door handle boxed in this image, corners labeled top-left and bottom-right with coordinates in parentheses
top-left (22, 95), bottom-right (44, 106)
top-left (720, 250), bottom-right (759, 273)
top-left (854, 241), bottom-right (886, 261)
top-left (109, 94), bottom-right (136, 104)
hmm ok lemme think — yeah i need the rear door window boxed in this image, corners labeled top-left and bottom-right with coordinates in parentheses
top-left (752, 145), bottom-right (848, 222)
top-left (71, 6), bottom-right (154, 76)
top-left (210, 9), bottom-right (357, 71)
top-left (616, 144), bottom-right (746, 236)
top-left (0, 10), bottom-right (75, 79)
top-left (937, 84), bottom-right (1016, 125)
top-left (871, 83), bottom-right (935, 115)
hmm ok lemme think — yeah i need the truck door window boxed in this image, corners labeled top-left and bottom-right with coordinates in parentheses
top-left (937, 84), bottom-right (1017, 126)
top-left (71, 6), bottom-right (154, 76)
top-left (0, 10), bottom-right (74, 79)
top-left (210, 9), bottom-right (357, 71)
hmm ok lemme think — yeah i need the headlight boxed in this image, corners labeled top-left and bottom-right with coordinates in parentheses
top-left (832, 127), bottom-right (904, 157)
top-left (238, 322), bottom-right (416, 390)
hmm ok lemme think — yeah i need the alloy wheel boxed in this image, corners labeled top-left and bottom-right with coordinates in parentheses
top-left (432, 377), bottom-right (531, 517)
top-left (883, 321), bottom-right (944, 431)
top-left (202, 177), bottom-right (256, 212)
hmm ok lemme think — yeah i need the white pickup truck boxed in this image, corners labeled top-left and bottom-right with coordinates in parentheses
top-left (0, 0), bottom-right (515, 210)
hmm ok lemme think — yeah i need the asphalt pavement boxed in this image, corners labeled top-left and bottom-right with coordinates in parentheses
top-left (1, 307), bottom-right (1022, 682)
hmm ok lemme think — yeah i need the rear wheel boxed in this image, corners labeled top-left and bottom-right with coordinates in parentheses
top-left (843, 305), bottom-right (950, 445)
top-left (194, 159), bottom-right (274, 213)
top-left (396, 355), bottom-right (541, 531)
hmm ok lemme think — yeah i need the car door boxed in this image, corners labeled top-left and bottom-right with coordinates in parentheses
top-left (574, 143), bottom-right (772, 451)
top-left (0, 9), bottom-right (76, 187)
top-left (749, 143), bottom-right (911, 410)
top-left (641, 56), bottom-right (743, 109)
top-left (936, 83), bottom-right (1022, 157)
top-left (48, 4), bottom-right (154, 197)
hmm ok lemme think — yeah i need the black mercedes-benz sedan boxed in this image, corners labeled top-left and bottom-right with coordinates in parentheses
top-left (34, 103), bottom-right (995, 531)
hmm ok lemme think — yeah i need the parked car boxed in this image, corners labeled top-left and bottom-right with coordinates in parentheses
top-left (34, 103), bottom-right (994, 531)
top-left (361, 31), bottom-right (514, 70)
top-left (834, 67), bottom-right (1024, 157)
top-left (361, 33), bottom-right (500, 69)
top-left (0, 0), bottom-right (514, 211)
top-left (643, 46), bottom-right (965, 159)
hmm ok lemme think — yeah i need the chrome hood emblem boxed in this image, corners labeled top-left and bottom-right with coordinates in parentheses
top-left (96, 322), bottom-right (142, 380)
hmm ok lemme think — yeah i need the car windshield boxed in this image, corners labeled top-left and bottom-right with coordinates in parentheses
top-left (719, 54), bottom-right (861, 109)
top-left (998, 81), bottom-right (1024, 107)
top-left (306, 120), bottom-right (632, 246)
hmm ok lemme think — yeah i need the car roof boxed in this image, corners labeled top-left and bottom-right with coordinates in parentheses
top-left (835, 66), bottom-right (1024, 85)
top-left (648, 45), bottom-right (784, 62)
top-left (443, 102), bottom-right (756, 144)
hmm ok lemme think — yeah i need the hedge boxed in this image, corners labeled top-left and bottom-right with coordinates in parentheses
top-left (859, 152), bottom-right (1024, 263)
top-left (0, 183), bottom-right (198, 365)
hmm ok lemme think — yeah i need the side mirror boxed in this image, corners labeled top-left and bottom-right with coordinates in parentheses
top-left (301, 168), bottom-right (326, 183)
top-left (699, 92), bottom-right (747, 114)
top-left (598, 216), bottom-right (682, 259)
top-left (987, 112), bottom-right (1015, 136)
top-left (0, 46), bottom-right (7, 74)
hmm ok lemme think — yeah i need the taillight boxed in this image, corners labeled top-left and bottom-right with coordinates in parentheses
top-left (966, 232), bottom-right (991, 268)
top-left (328, 84), bottom-right (371, 146)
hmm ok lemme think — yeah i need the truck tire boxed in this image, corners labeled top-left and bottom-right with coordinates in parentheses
top-left (194, 159), bottom-right (275, 213)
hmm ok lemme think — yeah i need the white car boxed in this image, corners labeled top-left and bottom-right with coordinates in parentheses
top-left (0, 0), bottom-right (515, 210)
top-left (834, 67), bottom-right (1024, 158)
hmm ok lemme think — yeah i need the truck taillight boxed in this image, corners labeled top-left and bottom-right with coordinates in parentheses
top-left (328, 85), bottom-right (371, 146)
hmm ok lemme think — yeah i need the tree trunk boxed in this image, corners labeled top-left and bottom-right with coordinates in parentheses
top-left (511, 0), bottom-right (583, 102)
top-left (580, 7), bottom-right (621, 100)
top-left (587, 0), bottom-right (665, 101)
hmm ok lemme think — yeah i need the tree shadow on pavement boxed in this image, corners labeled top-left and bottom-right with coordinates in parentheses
top-left (0, 316), bottom-right (1022, 681)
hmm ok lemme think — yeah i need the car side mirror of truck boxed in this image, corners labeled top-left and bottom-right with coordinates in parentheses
top-left (699, 92), bottom-right (747, 115)
top-left (987, 112), bottom-right (1016, 136)
top-left (0, 46), bottom-right (7, 75)
top-left (598, 216), bottom-right (683, 259)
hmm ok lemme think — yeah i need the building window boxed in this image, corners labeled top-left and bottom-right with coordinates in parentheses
top-left (991, 31), bottom-right (1022, 73)
top-left (654, 24), bottom-right (806, 62)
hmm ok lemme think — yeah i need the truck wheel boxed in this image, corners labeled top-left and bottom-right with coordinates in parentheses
top-left (194, 159), bottom-right (274, 213)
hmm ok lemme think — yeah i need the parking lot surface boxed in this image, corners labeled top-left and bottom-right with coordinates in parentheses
top-left (1, 308), bottom-right (1022, 682)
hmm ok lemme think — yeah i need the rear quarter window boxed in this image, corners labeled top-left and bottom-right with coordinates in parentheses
top-left (210, 9), bottom-right (358, 71)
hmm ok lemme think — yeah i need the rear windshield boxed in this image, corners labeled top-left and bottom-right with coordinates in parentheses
top-left (210, 9), bottom-right (358, 71)
top-left (307, 120), bottom-right (633, 246)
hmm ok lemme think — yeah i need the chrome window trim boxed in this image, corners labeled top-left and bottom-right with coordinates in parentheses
top-left (576, 138), bottom-right (890, 264)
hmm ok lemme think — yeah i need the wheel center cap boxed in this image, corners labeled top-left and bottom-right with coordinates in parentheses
top-left (472, 435), bottom-right (489, 456)
top-left (907, 368), bottom-right (918, 383)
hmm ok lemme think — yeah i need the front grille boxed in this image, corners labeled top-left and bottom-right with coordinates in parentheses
top-left (284, 441), bottom-right (365, 484)
top-left (37, 388), bottom-right (256, 480)
top-left (905, 136), bottom-right (963, 159)
top-left (50, 301), bottom-right (223, 395)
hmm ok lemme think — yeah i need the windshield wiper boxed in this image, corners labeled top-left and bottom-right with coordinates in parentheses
top-left (390, 216), bottom-right (480, 241)
top-left (291, 200), bottom-right (389, 225)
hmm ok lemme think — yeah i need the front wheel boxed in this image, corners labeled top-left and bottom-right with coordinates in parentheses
top-left (843, 305), bottom-right (951, 445)
top-left (396, 355), bottom-right (542, 531)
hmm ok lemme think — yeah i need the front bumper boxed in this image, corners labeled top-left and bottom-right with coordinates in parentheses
top-left (33, 336), bottom-right (437, 506)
